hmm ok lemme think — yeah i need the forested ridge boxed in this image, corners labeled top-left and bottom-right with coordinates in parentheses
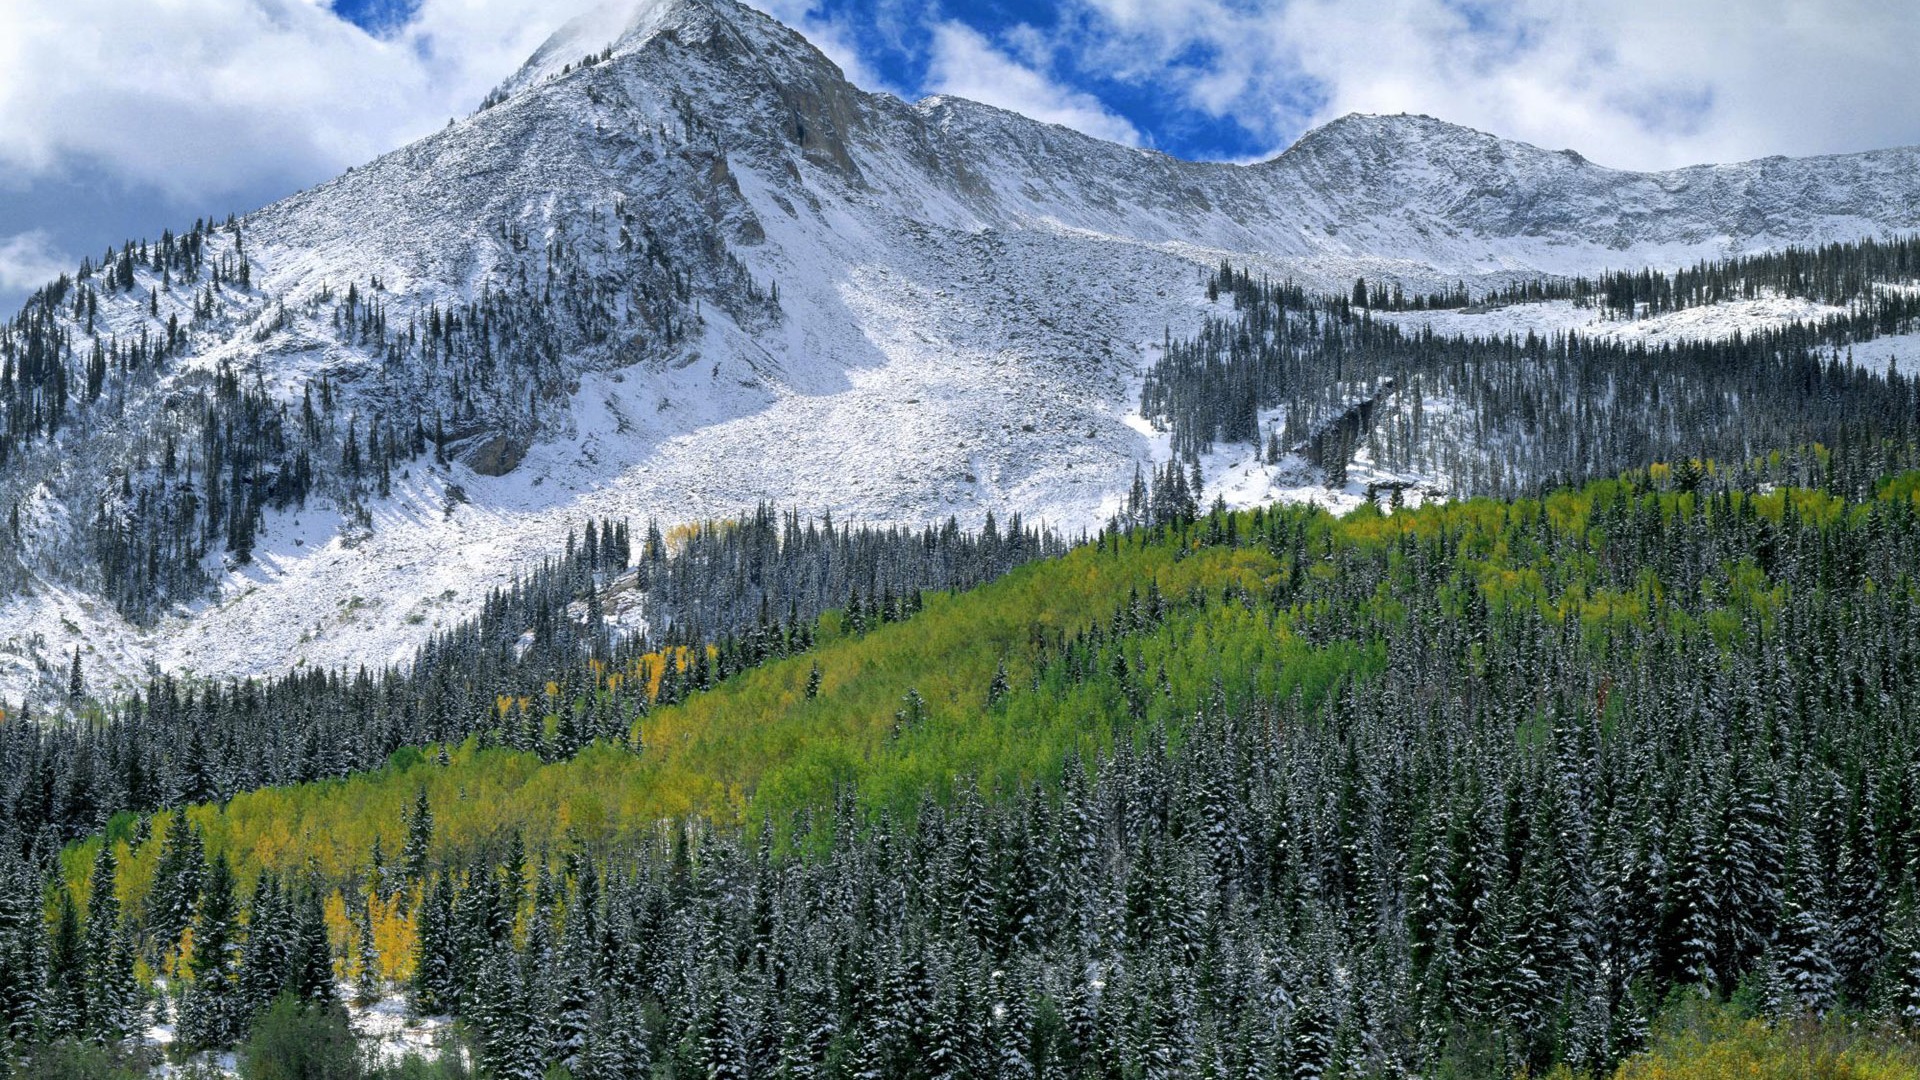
top-left (12, 5), bottom-right (1920, 1071)
top-left (0, 182), bottom-right (772, 622)
top-left (0, 453), bottom-right (1916, 1076)
top-left (1341, 234), bottom-right (1920, 317)
top-left (1148, 252), bottom-right (1920, 492)
top-left (7, 238), bottom-right (1920, 1076)
top-left (0, 507), bottom-right (1063, 851)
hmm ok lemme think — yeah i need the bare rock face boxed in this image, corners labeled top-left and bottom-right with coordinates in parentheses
top-left (464, 436), bottom-right (527, 477)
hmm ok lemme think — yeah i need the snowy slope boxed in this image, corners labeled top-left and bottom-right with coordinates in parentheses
top-left (1373, 295), bottom-right (1850, 346)
top-left (6, 0), bottom-right (1920, 703)
top-left (1257, 112), bottom-right (1920, 273)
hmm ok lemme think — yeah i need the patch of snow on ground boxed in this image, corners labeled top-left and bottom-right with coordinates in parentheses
top-left (143, 984), bottom-right (459, 1076)
top-left (1831, 332), bottom-right (1920, 377)
top-left (1373, 295), bottom-right (1848, 345)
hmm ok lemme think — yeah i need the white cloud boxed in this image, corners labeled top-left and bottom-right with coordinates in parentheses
top-left (0, 231), bottom-right (73, 295)
top-left (3, 0), bottom-right (1916, 313)
top-left (1066, 0), bottom-right (1920, 170)
top-left (925, 21), bottom-right (1140, 146)
top-left (0, 0), bottom-right (622, 313)
top-left (0, 0), bottom-right (901, 279)
top-left (0, 0), bottom-right (598, 204)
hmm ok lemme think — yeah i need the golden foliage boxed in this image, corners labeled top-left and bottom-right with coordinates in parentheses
top-left (367, 890), bottom-right (415, 984)
top-left (55, 473), bottom-right (1920, 984)
top-left (1611, 1006), bottom-right (1920, 1080)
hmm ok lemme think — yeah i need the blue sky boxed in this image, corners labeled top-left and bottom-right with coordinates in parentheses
top-left (4, 0), bottom-right (1920, 312)
top-left (814, 0), bottom-right (1302, 162)
top-left (842, 0), bottom-right (1281, 158)
top-left (330, 0), bottom-right (1300, 161)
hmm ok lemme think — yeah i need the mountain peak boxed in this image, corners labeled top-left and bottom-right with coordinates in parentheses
top-left (1282, 112), bottom-right (1519, 156)
top-left (1276, 112), bottom-right (1621, 177)
top-left (496, 0), bottom-right (789, 98)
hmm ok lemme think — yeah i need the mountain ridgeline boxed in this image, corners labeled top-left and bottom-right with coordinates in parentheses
top-left (6, 0), bottom-right (1920, 1075)
top-left (7, 0), bottom-right (1920, 699)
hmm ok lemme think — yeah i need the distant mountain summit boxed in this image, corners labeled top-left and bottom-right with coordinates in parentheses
top-left (4, 0), bottom-right (1920, 703)
top-left (1266, 110), bottom-right (1920, 260)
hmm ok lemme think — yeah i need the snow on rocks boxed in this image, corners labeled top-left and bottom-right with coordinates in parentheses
top-left (7, 0), bottom-right (1920, 702)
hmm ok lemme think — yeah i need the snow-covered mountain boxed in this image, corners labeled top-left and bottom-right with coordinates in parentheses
top-left (6, 0), bottom-right (1920, 703)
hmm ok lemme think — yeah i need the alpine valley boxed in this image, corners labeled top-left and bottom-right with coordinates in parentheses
top-left (4, 0), bottom-right (1920, 1077)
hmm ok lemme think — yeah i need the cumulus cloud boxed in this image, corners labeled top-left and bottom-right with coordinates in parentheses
top-left (0, 231), bottom-right (73, 295)
top-left (0, 0), bottom-right (922, 216)
top-left (0, 0), bottom-right (622, 309)
top-left (0, 0), bottom-right (598, 202)
top-left (926, 21), bottom-right (1141, 146)
top-left (1064, 0), bottom-right (1920, 170)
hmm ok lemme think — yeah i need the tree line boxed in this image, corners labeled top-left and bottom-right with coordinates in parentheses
top-left (4, 466), bottom-right (1920, 1075)
top-left (1144, 261), bottom-right (1920, 494)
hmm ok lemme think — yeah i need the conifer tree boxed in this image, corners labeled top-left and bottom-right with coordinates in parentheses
top-left (1776, 827), bottom-right (1838, 1014)
top-left (237, 872), bottom-right (291, 1018)
top-left (353, 910), bottom-right (381, 1007)
top-left (145, 818), bottom-right (205, 966)
top-left (411, 873), bottom-right (456, 1015)
top-left (986, 661), bottom-right (1010, 709)
top-left (585, 992), bottom-right (651, 1080)
top-left (0, 863), bottom-right (49, 1047)
top-left (180, 853), bottom-right (241, 1049)
top-left (1879, 887), bottom-right (1920, 1023)
top-left (83, 844), bottom-right (137, 1042)
top-left (703, 985), bottom-right (751, 1080)
top-left (402, 787), bottom-right (434, 888)
top-left (290, 892), bottom-right (337, 1007)
top-left (550, 965), bottom-right (593, 1074)
top-left (44, 888), bottom-right (85, 1039)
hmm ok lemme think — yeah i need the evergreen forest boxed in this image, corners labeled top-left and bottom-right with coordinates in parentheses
top-left (1, 446), bottom-right (1919, 1077)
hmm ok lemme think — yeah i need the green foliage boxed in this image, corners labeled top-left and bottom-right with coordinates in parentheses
top-left (366, 1055), bottom-right (476, 1080)
top-left (1601, 998), bottom-right (1920, 1080)
top-left (71, 471), bottom-right (1920, 902)
top-left (238, 994), bottom-right (366, 1080)
top-left (7, 1038), bottom-right (155, 1079)
top-left (27, 466), bottom-right (1920, 1078)
top-left (93, 513), bottom-right (1375, 898)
